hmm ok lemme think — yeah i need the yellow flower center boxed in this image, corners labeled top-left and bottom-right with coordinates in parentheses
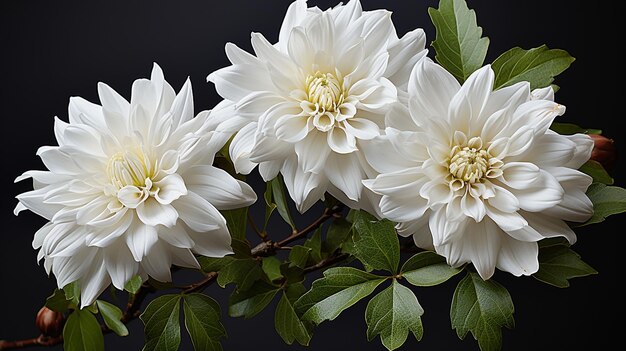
top-left (107, 149), bottom-right (154, 189)
top-left (305, 71), bottom-right (344, 112)
top-left (447, 136), bottom-right (503, 190)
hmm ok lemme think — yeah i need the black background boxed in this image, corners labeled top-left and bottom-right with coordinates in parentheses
top-left (1, 1), bottom-right (624, 350)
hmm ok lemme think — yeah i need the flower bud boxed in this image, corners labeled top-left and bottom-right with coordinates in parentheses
top-left (589, 134), bottom-right (617, 170)
top-left (35, 307), bottom-right (64, 337)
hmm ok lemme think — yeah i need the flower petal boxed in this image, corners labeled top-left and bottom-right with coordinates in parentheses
top-left (136, 198), bottom-right (179, 228)
top-left (80, 256), bottom-right (111, 308)
top-left (408, 58), bottom-right (459, 121)
top-left (104, 241), bottom-right (138, 290)
top-left (173, 192), bottom-right (225, 232)
top-left (327, 126), bottom-right (357, 154)
top-left (496, 237), bottom-right (539, 277)
top-left (154, 174), bottom-right (187, 205)
top-left (188, 226), bottom-right (233, 258)
top-left (125, 220), bottom-right (159, 261)
top-left (295, 131), bottom-right (331, 173)
top-left (448, 65), bottom-right (494, 133)
top-left (141, 241), bottom-right (172, 282)
top-left (183, 166), bottom-right (257, 210)
top-left (343, 117), bottom-right (380, 140)
top-left (324, 153), bottom-right (364, 201)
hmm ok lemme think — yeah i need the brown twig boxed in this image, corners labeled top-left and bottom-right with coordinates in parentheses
top-left (0, 336), bottom-right (62, 350)
top-left (276, 205), bottom-right (343, 247)
top-left (121, 284), bottom-right (155, 323)
top-left (2, 205), bottom-right (346, 350)
top-left (247, 212), bottom-right (266, 241)
top-left (251, 204), bottom-right (344, 257)
top-left (0, 283), bottom-right (156, 351)
top-left (182, 272), bottom-right (218, 294)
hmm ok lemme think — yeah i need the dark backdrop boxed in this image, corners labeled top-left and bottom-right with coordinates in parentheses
top-left (1, 1), bottom-right (623, 350)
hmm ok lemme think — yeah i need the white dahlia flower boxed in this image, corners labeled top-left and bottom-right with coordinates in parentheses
top-left (15, 64), bottom-right (256, 307)
top-left (364, 59), bottom-right (593, 279)
top-left (208, 0), bottom-right (427, 212)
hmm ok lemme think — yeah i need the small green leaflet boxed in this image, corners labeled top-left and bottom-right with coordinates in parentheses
top-left (550, 122), bottom-right (601, 135)
top-left (221, 207), bottom-right (248, 241)
top-left (294, 267), bottom-right (386, 324)
top-left (262, 256), bottom-right (283, 282)
top-left (579, 160), bottom-right (613, 185)
top-left (96, 300), bottom-right (128, 336)
top-left (582, 183), bottom-right (626, 225)
top-left (451, 273), bottom-right (514, 351)
top-left (280, 263), bottom-right (305, 285)
top-left (263, 180), bottom-right (278, 230)
top-left (324, 217), bottom-right (353, 253)
top-left (275, 292), bottom-right (312, 346)
top-left (400, 251), bottom-right (462, 287)
top-left (491, 45), bottom-right (575, 90)
top-left (183, 294), bottom-right (226, 351)
top-left (533, 244), bottom-right (597, 288)
top-left (140, 294), bottom-right (182, 351)
top-left (352, 211), bottom-right (400, 273)
top-left (288, 245), bottom-right (311, 269)
top-left (63, 309), bottom-right (104, 351)
top-left (124, 275), bottom-right (143, 294)
top-left (265, 176), bottom-right (296, 230)
top-left (216, 258), bottom-right (263, 292)
top-left (63, 281), bottom-right (81, 306)
top-left (229, 280), bottom-right (280, 319)
top-left (365, 280), bottom-right (424, 351)
top-left (45, 289), bottom-right (70, 312)
top-left (304, 228), bottom-right (323, 263)
top-left (429, 0), bottom-right (489, 83)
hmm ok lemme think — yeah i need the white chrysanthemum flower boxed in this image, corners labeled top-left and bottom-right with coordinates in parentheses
top-left (208, 0), bottom-right (427, 212)
top-left (15, 64), bottom-right (256, 307)
top-left (363, 59), bottom-right (594, 279)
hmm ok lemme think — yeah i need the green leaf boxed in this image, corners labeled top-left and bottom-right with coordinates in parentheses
top-left (270, 175), bottom-right (296, 230)
top-left (451, 273), bottom-right (514, 351)
top-left (183, 294), bottom-right (226, 351)
top-left (275, 292), bottom-right (312, 346)
top-left (46, 289), bottom-right (70, 312)
top-left (96, 300), bottom-right (128, 337)
top-left (533, 244), bottom-right (597, 288)
top-left (492, 45), bottom-right (575, 90)
top-left (365, 280), bottom-right (424, 351)
top-left (263, 181), bottom-right (278, 230)
top-left (285, 282), bottom-right (307, 303)
top-left (63, 282), bottom-right (80, 306)
top-left (216, 258), bottom-right (263, 291)
top-left (304, 228), bottom-right (323, 262)
top-left (400, 251), bottom-right (462, 287)
top-left (352, 211), bottom-right (400, 273)
top-left (221, 207), bottom-right (248, 241)
top-left (229, 280), bottom-right (280, 318)
top-left (140, 294), bottom-right (182, 351)
top-left (583, 183), bottom-right (626, 225)
top-left (63, 309), bottom-right (104, 351)
top-left (294, 267), bottom-right (386, 324)
top-left (324, 217), bottom-right (353, 253)
top-left (579, 160), bottom-right (613, 185)
top-left (280, 263), bottom-right (305, 285)
top-left (124, 276), bottom-right (143, 294)
top-left (429, 0), bottom-right (489, 82)
top-left (288, 245), bottom-right (311, 269)
top-left (550, 122), bottom-right (602, 135)
top-left (262, 257), bottom-right (284, 282)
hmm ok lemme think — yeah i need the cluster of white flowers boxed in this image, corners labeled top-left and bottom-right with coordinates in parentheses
top-left (15, 0), bottom-right (593, 306)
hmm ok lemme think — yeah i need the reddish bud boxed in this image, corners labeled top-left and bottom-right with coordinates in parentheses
top-left (35, 307), bottom-right (65, 337)
top-left (589, 134), bottom-right (617, 170)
